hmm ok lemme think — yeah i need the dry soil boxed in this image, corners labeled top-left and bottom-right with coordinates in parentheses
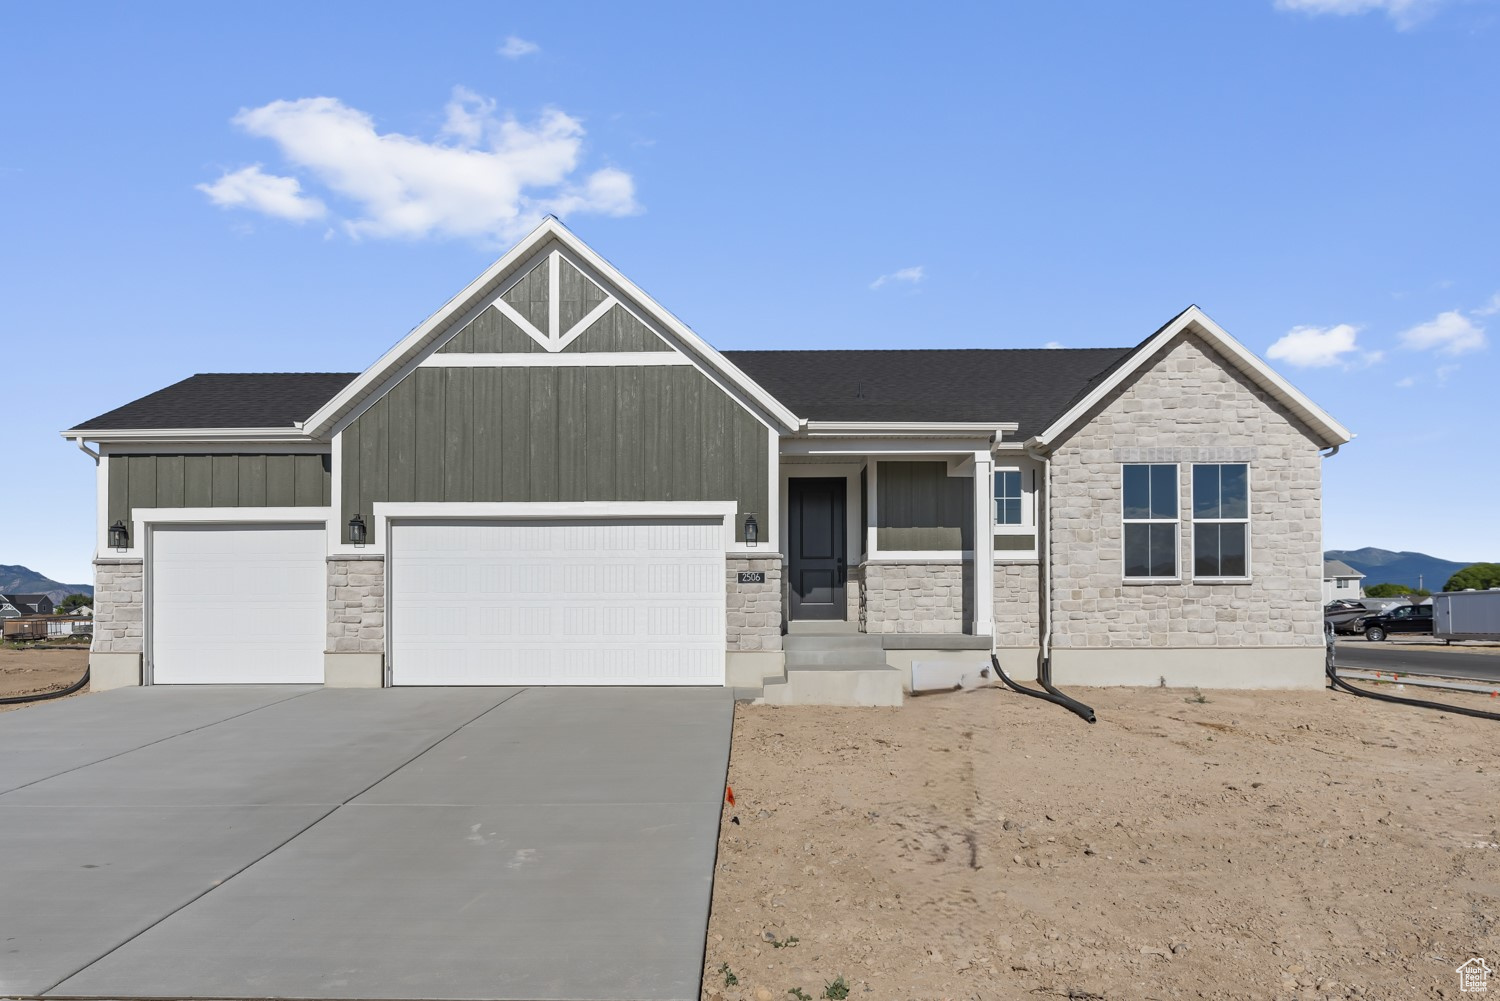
top-left (0, 645), bottom-right (90, 711)
top-left (704, 683), bottom-right (1500, 1001)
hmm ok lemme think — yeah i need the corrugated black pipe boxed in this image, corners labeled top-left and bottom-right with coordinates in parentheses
top-left (991, 654), bottom-right (1095, 724)
top-left (1326, 659), bottom-right (1500, 722)
top-left (1037, 657), bottom-right (1097, 724)
top-left (0, 666), bottom-right (90, 706)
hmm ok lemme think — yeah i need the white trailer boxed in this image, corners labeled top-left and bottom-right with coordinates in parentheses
top-left (1434, 589), bottom-right (1500, 642)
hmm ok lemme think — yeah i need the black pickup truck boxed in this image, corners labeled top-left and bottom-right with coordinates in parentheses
top-left (1361, 603), bottom-right (1433, 641)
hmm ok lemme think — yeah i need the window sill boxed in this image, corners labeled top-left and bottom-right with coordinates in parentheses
top-left (1122, 578), bottom-right (1181, 586)
top-left (1193, 577), bottom-right (1252, 585)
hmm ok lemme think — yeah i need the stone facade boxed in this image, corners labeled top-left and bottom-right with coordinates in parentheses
top-left (861, 561), bottom-right (973, 634)
top-left (993, 562), bottom-right (1041, 647)
top-left (727, 555), bottom-right (783, 651)
top-left (1048, 333), bottom-right (1324, 650)
top-left (327, 556), bottom-right (386, 654)
top-left (92, 559), bottom-right (143, 653)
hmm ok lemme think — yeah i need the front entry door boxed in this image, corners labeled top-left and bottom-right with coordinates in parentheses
top-left (789, 477), bottom-right (847, 620)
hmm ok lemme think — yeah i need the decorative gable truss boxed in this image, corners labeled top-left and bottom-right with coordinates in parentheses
top-left (430, 245), bottom-right (675, 360)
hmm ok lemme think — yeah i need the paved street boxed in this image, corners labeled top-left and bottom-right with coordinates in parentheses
top-left (1332, 640), bottom-right (1500, 685)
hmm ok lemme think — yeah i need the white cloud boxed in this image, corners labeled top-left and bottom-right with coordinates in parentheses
top-left (1473, 293), bottom-right (1500, 317)
top-left (196, 165), bottom-right (326, 222)
top-left (203, 91), bottom-right (639, 242)
top-left (1266, 323), bottom-right (1366, 368)
top-left (869, 266), bottom-right (924, 290)
top-left (1395, 376), bottom-right (1416, 388)
top-left (1397, 310), bottom-right (1487, 355)
top-left (1272, 0), bottom-right (1442, 28)
top-left (498, 36), bottom-right (539, 58)
top-left (1043, 341), bottom-right (1066, 349)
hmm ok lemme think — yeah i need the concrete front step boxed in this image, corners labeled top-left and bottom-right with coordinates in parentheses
top-left (782, 634), bottom-right (886, 652)
top-left (754, 664), bottom-right (904, 708)
top-left (785, 648), bottom-right (892, 668)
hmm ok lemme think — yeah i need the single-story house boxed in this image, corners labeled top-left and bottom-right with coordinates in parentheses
top-left (1322, 559), bottom-right (1366, 603)
top-left (64, 219), bottom-right (1351, 698)
top-left (0, 593), bottom-right (56, 618)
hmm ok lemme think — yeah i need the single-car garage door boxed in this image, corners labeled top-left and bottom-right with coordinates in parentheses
top-left (150, 524), bottom-right (326, 684)
top-left (389, 519), bottom-right (726, 686)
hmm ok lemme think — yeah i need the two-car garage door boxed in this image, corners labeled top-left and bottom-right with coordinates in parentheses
top-left (388, 519), bottom-right (726, 686)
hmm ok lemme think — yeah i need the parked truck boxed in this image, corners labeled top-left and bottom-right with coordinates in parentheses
top-left (1434, 589), bottom-right (1500, 643)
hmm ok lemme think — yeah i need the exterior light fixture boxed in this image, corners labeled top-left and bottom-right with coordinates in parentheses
top-left (744, 513), bottom-right (759, 547)
top-left (348, 513), bottom-right (368, 548)
top-left (108, 520), bottom-right (128, 552)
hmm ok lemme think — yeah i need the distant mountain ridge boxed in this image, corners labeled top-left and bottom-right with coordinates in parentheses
top-left (0, 565), bottom-right (93, 605)
top-left (1325, 548), bottom-right (1475, 592)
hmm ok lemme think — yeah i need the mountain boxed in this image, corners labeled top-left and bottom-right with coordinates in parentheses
top-left (0, 565), bottom-right (93, 604)
top-left (1325, 548), bottom-right (1475, 592)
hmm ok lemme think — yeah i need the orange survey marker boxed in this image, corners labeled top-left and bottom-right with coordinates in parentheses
top-left (725, 785), bottom-right (736, 807)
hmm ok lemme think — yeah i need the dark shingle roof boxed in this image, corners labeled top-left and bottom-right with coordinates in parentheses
top-left (723, 348), bottom-right (1135, 438)
top-left (72, 373), bottom-right (358, 431)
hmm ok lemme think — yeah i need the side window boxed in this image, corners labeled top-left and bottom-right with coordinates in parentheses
top-left (994, 470), bottom-right (1023, 525)
top-left (1122, 464), bottom-right (1178, 580)
top-left (1192, 463), bottom-right (1249, 579)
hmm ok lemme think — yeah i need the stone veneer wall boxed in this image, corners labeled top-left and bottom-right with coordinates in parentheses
top-left (92, 559), bottom-right (144, 653)
top-left (1048, 333), bottom-right (1324, 650)
top-left (327, 556), bottom-right (386, 654)
top-left (861, 561), bottom-right (972, 634)
top-left (727, 555), bottom-right (782, 652)
top-left (993, 562), bottom-right (1041, 647)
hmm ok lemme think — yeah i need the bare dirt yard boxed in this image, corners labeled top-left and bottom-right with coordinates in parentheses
top-left (0, 645), bottom-right (90, 711)
top-left (704, 684), bottom-right (1500, 1001)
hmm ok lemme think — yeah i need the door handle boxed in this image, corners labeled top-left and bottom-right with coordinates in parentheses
top-left (836, 556), bottom-right (845, 586)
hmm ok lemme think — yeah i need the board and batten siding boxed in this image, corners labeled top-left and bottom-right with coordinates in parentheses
top-left (876, 460), bottom-right (973, 551)
top-left (107, 453), bottom-right (331, 528)
top-left (340, 366), bottom-right (769, 542)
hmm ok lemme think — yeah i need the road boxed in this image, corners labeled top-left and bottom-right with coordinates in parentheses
top-left (1333, 640), bottom-right (1500, 685)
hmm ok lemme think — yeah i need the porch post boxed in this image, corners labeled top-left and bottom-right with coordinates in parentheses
top-left (973, 450), bottom-right (994, 637)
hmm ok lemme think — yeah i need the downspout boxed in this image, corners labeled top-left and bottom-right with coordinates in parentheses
top-left (71, 436), bottom-right (100, 461)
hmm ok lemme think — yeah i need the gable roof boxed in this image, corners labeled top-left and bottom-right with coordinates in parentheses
top-left (69, 374), bottom-right (356, 433)
top-left (1323, 560), bottom-right (1364, 579)
top-left (724, 348), bottom-right (1132, 439)
top-left (1032, 305), bottom-right (1352, 450)
top-left (301, 217), bottom-right (802, 435)
top-left (0, 593), bottom-right (52, 613)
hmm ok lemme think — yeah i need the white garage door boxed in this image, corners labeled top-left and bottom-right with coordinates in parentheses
top-left (150, 524), bottom-right (326, 684)
top-left (390, 519), bottom-right (726, 686)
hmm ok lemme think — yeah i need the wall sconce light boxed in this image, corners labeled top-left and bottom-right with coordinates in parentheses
top-left (743, 513), bottom-right (759, 547)
top-left (348, 513), bottom-right (368, 548)
top-left (108, 520), bottom-right (128, 552)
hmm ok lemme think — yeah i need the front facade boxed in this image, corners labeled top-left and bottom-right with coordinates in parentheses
top-left (66, 220), bottom-right (1351, 696)
top-left (1323, 559), bottom-right (1366, 602)
top-left (0, 593), bottom-right (55, 618)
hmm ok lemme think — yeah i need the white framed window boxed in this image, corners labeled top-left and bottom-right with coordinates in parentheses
top-left (1122, 463), bottom-right (1178, 581)
top-left (1336, 578), bottom-right (1349, 589)
top-left (994, 469), bottom-right (1023, 525)
top-left (992, 464), bottom-right (1037, 558)
top-left (1191, 463), bottom-right (1250, 580)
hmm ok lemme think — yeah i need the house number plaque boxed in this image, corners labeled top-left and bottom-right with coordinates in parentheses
top-left (737, 571), bottom-right (765, 584)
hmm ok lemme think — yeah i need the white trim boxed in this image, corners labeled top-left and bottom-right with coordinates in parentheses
top-left (764, 423), bottom-right (781, 555)
top-left (1120, 462), bottom-right (1181, 583)
top-left (419, 352), bottom-right (693, 368)
top-left (122, 506), bottom-right (337, 561)
top-left (97, 442), bottom-right (332, 455)
top-left (972, 452), bottom-right (994, 637)
top-left (492, 298), bottom-right (550, 347)
top-left (782, 436), bottom-right (994, 457)
top-left (95, 443), bottom-right (110, 558)
top-left (1030, 306), bottom-right (1353, 450)
top-left (803, 421), bottom-right (1015, 438)
top-left (302, 218), bottom-right (800, 435)
top-left (865, 458), bottom-right (878, 559)
top-left (547, 251), bottom-right (561, 341)
top-left (63, 428), bottom-right (318, 444)
top-left (866, 552), bottom-right (975, 562)
top-left (365, 500), bottom-right (741, 558)
top-left (553, 294), bottom-right (619, 351)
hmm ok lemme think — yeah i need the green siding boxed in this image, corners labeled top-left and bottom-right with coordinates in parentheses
top-left (503, 260), bottom-right (549, 332)
top-left (437, 307), bottom-right (544, 353)
top-left (558, 258), bottom-right (608, 333)
top-left (341, 366), bottom-right (769, 542)
top-left (561, 303), bottom-right (671, 352)
top-left (107, 453), bottom-right (331, 529)
top-left (876, 460), bottom-right (973, 551)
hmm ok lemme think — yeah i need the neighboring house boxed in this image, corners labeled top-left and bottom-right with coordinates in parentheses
top-left (1323, 560), bottom-right (1366, 603)
top-left (0, 593), bottom-right (56, 618)
top-left (63, 219), bottom-right (1351, 696)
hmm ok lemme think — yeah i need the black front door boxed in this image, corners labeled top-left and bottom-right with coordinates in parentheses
top-left (789, 477), bottom-right (846, 620)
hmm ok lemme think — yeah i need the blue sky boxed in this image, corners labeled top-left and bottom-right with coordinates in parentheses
top-left (2, 0), bottom-right (1496, 585)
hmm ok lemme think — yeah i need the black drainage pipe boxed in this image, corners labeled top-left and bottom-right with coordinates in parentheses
top-left (991, 654), bottom-right (1096, 724)
top-left (0, 666), bottom-right (90, 706)
top-left (1326, 659), bottom-right (1500, 723)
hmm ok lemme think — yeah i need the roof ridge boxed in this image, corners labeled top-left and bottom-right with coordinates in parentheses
top-left (721, 346), bottom-right (1131, 354)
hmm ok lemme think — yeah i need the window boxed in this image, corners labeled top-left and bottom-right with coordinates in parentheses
top-left (994, 470), bottom-right (1023, 525)
top-left (1336, 578), bottom-right (1349, 589)
top-left (1192, 463), bottom-right (1249, 579)
top-left (1122, 464), bottom-right (1178, 579)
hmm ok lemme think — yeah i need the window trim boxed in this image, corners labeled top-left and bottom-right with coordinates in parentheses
top-left (1189, 462), bottom-right (1252, 583)
top-left (992, 463), bottom-right (1038, 559)
top-left (1120, 462), bottom-right (1180, 583)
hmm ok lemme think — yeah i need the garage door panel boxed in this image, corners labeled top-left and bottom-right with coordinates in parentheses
top-left (150, 525), bottom-right (326, 685)
top-left (391, 519), bottom-right (726, 686)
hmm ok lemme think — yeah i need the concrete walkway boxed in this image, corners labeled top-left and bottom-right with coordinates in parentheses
top-left (0, 686), bottom-right (732, 1001)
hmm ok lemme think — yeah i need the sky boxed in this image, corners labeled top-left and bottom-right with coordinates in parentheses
top-left (1, 0), bottom-right (1496, 586)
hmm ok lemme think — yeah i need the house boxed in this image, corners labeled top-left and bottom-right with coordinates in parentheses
top-left (63, 219), bottom-right (1351, 698)
top-left (0, 593), bottom-right (56, 618)
top-left (1323, 559), bottom-right (1365, 603)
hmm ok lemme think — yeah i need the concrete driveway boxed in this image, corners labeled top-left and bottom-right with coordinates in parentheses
top-left (0, 685), bottom-right (732, 1001)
